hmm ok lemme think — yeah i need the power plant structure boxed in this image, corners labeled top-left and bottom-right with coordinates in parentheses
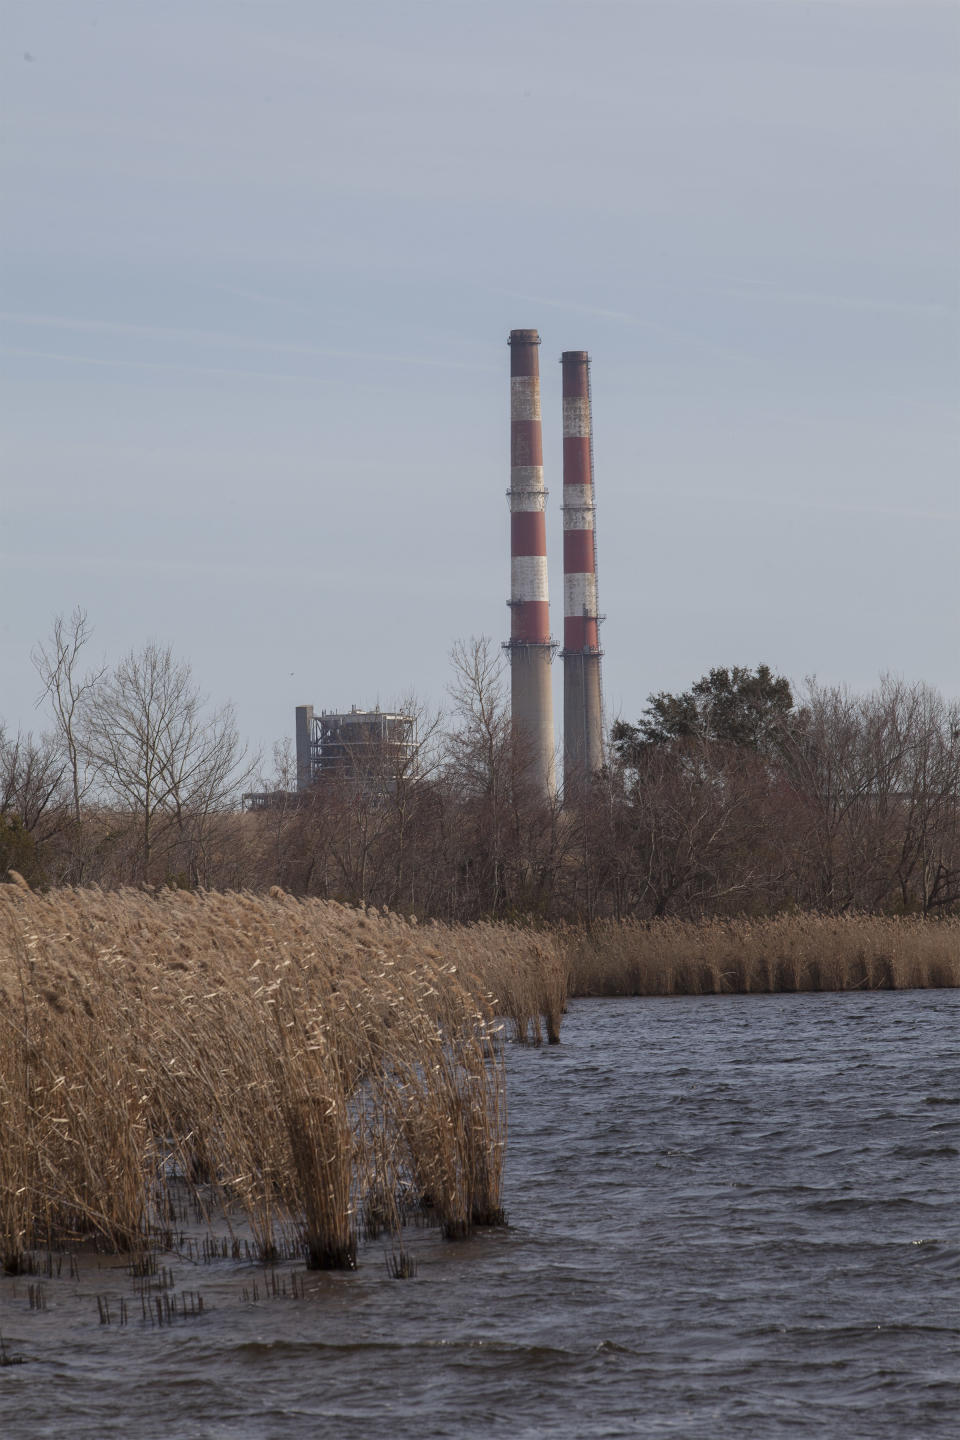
top-left (295, 705), bottom-right (416, 793)
top-left (254, 328), bottom-right (606, 817)
top-left (504, 331), bottom-right (605, 801)
top-left (560, 350), bottom-right (604, 785)
top-left (505, 329), bottom-right (557, 801)
top-left (243, 704), bottom-right (416, 810)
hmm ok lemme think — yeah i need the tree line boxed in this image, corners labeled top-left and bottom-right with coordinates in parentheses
top-left (3, 614), bottom-right (959, 921)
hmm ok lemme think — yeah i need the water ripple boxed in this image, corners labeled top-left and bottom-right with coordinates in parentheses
top-left (2, 990), bottom-right (958, 1439)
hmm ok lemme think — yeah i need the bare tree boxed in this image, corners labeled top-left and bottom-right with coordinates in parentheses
top-left (443, 638), bottom-right (512, 914)
top-left (247, 737), bottom-right (304, 887)
top-left (32, 608), bottom-right (106, 880)
top-left (441, 638), bottom-right (565, 919)
top-left (0, 724), bottom-right (65, 883)
top-left (445, 639), bottom-right (511, 796)
top-left (373, 692), bottom-right (443, 911)
top-left (0, 724), bottom-right (64, 830)
top-left (877, 679), bottom-right (960, 912)
top-left (82, 642), bottom-right (255, 882)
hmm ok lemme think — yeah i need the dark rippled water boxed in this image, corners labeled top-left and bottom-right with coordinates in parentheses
top-left (2, 991), bottom-right (958, 1438)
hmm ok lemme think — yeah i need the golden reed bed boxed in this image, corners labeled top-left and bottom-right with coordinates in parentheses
top-left (3, 882), bottom-right (956, 1275)
top-left (566, 913), bottom-right (960, 996)
top-left (0, 883), bottom-right (565, 1274)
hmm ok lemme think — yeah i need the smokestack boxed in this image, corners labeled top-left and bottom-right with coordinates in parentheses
top-left (295, 704), bottom-right (314, 792)
top-left (506, 329), bottom-right (556, 800)
top-left (561, 350), bottom-right (604, 787)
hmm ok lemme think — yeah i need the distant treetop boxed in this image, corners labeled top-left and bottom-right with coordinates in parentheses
top-left (612, 664), bottom-right (795, 762)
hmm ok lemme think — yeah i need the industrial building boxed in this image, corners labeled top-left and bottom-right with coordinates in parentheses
top-left (295, 705), bottom-right (416, 792)
top-left (249, 328), bottom-right (606, 816)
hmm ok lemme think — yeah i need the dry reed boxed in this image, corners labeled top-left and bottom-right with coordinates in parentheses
top-left (0, 884), bottom-right (564, 1274)
top-left (565, 914), bottom-right (960, 997)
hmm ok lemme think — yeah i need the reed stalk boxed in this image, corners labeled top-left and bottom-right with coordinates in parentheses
top-left (0, 884), bottom-right (558, 1268)
top-left (566, 914), bottom-right (960, 996)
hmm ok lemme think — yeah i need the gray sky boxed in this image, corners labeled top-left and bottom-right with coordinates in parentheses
top-left (3, 0), bottom-right (958, 768)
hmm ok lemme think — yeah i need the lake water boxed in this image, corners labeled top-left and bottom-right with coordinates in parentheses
top-left (2, 991), bottom-right (958, 1438)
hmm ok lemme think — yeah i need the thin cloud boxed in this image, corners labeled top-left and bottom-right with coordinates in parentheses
top-left (0, 313), bottom-right (493, 373)
top-left (725, 281), bottom-right (951, 318)
top-left (491, 289), bottom-right (757, 365)
top-left (0, 545), bottom-right (355, 591)
top-left (656, 486), bottom-right (958, 525)
top-left (493, 290), bottom-right (638, 325)
top-left (214, 282), bottom-right (316, 317)
top-left (0, 345), bottom-right (321, 384)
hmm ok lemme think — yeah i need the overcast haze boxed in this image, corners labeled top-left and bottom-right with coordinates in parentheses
top-left (3, 0), bottom-right (958, 769)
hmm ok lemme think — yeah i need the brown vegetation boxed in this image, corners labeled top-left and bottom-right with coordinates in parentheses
top-left (566, 913), bottom-right (960, 996)
top-left (6, 634), bottom-right (960, 924)
top-left (0, 885), bottom-right (564, 1275)
top-left (2, 873), bottom-right (955, 1280)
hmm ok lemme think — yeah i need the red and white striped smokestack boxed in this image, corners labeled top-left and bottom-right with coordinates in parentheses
top-left (561, 350), bottom-right (604, 785)
top-left (506, 329), bottom-right (556, 800)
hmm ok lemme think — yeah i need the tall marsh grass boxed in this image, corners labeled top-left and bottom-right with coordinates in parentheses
top-left (0, 885), bottom-right (564, 1274)
top-left (566, 914), bottom-right (960, 997)
top-left (6, 881), bottom-right (951, 1276)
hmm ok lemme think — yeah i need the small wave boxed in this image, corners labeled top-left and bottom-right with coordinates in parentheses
top-left (776, 1321), bottom-right (960, 1342)
top-left (593, 1339), bottom-right (639, 1356)
top-left (805, 1195), bottom-right (944, 1213)
top-left (225, 1336), bottom-right (578, 1367)
top-left (893, 1145), bottom-right (959, 1159)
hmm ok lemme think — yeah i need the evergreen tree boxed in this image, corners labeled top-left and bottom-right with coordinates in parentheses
top-left (612, 664), bottom-right (795, 762)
